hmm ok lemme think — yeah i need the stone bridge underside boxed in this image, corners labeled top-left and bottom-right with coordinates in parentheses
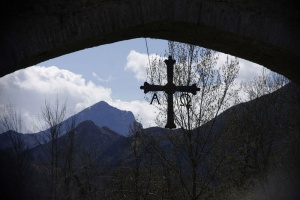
top-left (0, 0), bottom-right (299, 84)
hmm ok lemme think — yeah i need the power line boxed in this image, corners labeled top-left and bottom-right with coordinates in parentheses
top-left (144, 38), bottom-right (151, 69)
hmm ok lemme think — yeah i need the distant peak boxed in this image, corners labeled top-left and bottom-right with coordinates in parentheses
top-left (78, 120), bottom-right (95, 127)
top-left (93, 101), bottom-right (111, 108)
top-left (98, 101), bottom-right (109, 106)
top-left (86, 101), bottom-right (110, 110)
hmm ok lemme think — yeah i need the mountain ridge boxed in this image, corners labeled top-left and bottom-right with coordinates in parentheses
top-left (0, 100), bottom-right (141, 150)
top-left (28, 119), bottom-right (124, 164)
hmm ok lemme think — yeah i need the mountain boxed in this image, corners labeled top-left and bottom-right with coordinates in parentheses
top-left (38, 100), bottom-right (139, 138)
top-left (28, 120), bottom-right (124, 164)
top-left (96, 126), bottom-right (182, 168)
top-left (194, 82), bottom-right (300, 135)
top-left (69, 101), bottom-right (139, 136)
top-left (0, 101), bottom-right (140, 150)
top-left (96, 135), bottom-right (132, 168)
top-left (0, 130), bottom-right (21, 150)
top-left (0, 130), bottom-right (37, 150)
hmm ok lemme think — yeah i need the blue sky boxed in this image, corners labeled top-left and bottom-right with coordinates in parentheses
top-left (38, 38), bottom-right (168, 101)
top-left (0, 38), bottom-right (264, 132)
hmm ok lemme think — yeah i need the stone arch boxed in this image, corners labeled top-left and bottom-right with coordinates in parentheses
top-left (0, 0), bottom-right (299, 83)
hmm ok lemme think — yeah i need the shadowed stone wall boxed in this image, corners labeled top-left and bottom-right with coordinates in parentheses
top-left (0, 0), bottom-right (299, 83)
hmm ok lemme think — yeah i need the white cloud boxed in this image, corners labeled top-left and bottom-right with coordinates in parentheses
top-left (92, 72), bottom-right (114, 82)
top-left (0, 66), bottom-right (157, 133)
top-left (216, 52), bottom-right (268, 103)
top-left (125, 50), bottom-right (148, 81)
top-left (125, 50), bottom-right (163, 81)
top-left (217, 52), bottom-right (263, 83)
top-left (125, 50), bottom-right (264, 84)
top-left (238, 58), bottom-right (264, 82)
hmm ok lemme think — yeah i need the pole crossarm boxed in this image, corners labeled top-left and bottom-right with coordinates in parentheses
top-left (140, 83), bottom-right (199, 95)
top-left (175, 84), bottom-right (199, 95)
top-left (140, 82), bottom-right (165, 93)
top-left (140, 56), bottom-right (200, 129)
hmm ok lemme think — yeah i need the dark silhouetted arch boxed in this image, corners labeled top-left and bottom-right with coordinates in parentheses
top-left (0, 0), bottom-right (299, 83)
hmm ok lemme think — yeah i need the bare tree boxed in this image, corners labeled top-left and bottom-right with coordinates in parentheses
top-left (124, 121), bottom-right (157, 200)
top-left (221, 69), bottom-right (293, 199)
top-left (0, 103), bottom-right (30, 199)
top-left (145, 41), bottom-right (240, 200)
top-left (0, 103), bottom-right (27, 156)
top-left (0, 103), bottom-right (23, 133)
top-left (36, 97), bottom-right (76, 199)
top-left (59, 115), bottom-right (78, 200)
